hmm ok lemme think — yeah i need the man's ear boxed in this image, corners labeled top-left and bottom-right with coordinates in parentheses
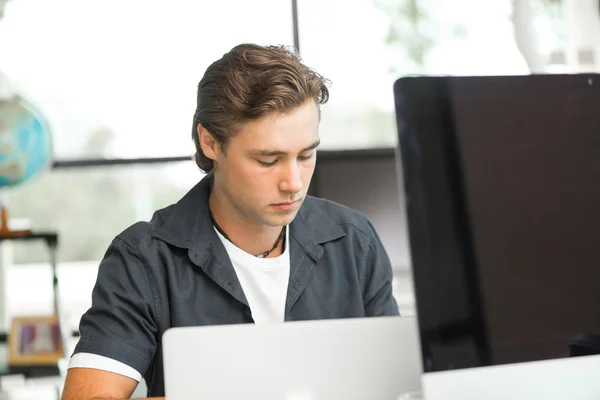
top-left (198, 123), bottom-right (220, 161)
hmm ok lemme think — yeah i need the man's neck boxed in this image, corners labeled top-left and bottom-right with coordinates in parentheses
top-left (208, 188), bottom-right (285, 258)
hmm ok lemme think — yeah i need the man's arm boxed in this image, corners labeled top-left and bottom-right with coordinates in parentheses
top-left (362, 220), bottom-right (401, 317)
top-left (61, 368), bottom-right (163, 400)
top-left (65, 237), bottom-right (159, 397)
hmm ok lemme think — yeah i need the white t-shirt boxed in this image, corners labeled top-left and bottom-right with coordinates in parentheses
top-left (215, 225), bottom-right (290, 324)
top-left (68, 226), bottom-right (291, 382)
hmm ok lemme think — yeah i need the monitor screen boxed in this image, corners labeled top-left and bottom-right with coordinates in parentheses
top-left (394, 74), bottom-right (600, 372)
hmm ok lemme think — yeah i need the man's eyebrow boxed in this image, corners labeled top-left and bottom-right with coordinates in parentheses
top-left (249, 140), bottom-right (321, 157)
top-left (302, 140), bottom-right (321, 152)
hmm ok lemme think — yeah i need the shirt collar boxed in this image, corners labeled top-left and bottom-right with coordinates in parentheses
top-left (153, 173), bottom-right (346, 259)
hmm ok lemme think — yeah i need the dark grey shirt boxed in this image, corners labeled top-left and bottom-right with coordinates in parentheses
top-left (73, 174), bottom-right (399, 397)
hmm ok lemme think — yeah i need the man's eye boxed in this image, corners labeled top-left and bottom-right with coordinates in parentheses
top-left (258, 160), bottom-right (277, 167)
top-left (298, 153), bottom-right (314, 161)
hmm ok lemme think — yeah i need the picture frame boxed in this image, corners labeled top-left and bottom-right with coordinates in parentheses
top-left (8, 315), bottom-right (64, 366)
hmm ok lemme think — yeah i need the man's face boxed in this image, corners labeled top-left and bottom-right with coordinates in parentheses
top-left (212, 100), bottom-right (320, 227)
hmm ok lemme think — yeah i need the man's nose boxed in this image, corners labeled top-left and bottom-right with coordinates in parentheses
top-left (279, 161), bottom-right (303, 193)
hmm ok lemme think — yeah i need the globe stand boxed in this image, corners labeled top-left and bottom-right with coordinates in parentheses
top-left (0, 204), bottom-right (31, 238)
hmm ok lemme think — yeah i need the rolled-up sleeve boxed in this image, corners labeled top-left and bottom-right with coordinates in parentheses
top-left (71, 237), bottom-right (158, 377)
top-left (362, 221), bottom-right (400, 317)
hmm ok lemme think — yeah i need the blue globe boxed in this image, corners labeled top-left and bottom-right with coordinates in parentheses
top-left (0, 98), bottom-right (52, 187)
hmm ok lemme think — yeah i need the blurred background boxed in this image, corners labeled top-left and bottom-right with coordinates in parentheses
top-left (0, 0), bottom-right (598, 343)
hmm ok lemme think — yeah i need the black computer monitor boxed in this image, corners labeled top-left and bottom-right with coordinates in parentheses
top-left (394, 74), bottom-right (600, 372)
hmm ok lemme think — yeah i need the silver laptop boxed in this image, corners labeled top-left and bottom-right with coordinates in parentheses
top-left (162, 316), bottom-right (422, 400)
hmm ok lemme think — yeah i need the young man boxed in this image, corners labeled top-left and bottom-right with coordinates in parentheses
top-left (61, 43), bottom-right (399, 400)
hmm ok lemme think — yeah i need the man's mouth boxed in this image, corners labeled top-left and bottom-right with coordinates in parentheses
top-left (271, 199), bottom-right (300, 210)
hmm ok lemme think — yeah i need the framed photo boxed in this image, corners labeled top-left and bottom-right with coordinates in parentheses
top-left (8, 315), bottom-right (64, 366)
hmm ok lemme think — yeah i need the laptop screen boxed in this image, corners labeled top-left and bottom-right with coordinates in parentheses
top-left (394, 74), bottom-right (600, 372)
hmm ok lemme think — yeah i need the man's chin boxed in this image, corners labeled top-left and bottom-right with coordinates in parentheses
top-left (264, 209), bottom-right (299, 226)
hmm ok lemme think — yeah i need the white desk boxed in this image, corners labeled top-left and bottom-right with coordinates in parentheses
top-left (422, 354), bottom-right (600, 400)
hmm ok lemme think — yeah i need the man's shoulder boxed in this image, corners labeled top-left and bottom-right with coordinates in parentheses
top-left (302, 196), bottom-right (374, 238)
top-left (113, 204), bottom-right (177, 251)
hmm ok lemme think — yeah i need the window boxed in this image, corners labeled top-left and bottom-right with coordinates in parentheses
top-left (0, 0), bottom-right (293, 159)
top-left (298, 0), bottom-right (400, 150)
top-left (297, 0), bottom-right (593, 150)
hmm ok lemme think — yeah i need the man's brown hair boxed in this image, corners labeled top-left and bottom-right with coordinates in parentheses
top-left (191, 43), bottom-right (330, 173)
